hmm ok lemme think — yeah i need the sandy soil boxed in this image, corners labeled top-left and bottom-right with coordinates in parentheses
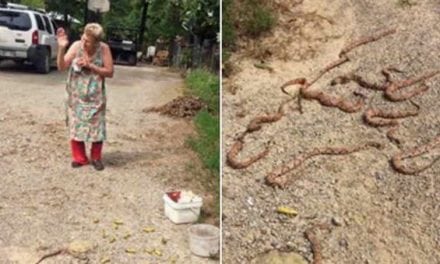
top-left (0, 62), bottom-right (218, 263)
top-left (223, 0), bottom-right (440, 263)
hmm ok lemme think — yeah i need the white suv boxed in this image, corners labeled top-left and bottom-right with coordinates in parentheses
top-left (0, 3), bottom-right (58, 73)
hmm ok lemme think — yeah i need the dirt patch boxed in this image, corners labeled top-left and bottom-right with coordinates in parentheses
top-left (223, 0), bottom-right (440, 263)
top-left (144, 96), bottom-right (207, 118)
top-left (232, 0), bottom-right (351, 61)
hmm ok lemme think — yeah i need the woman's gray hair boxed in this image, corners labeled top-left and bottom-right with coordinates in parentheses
top-left (84, 23), bottom-right (104, 41)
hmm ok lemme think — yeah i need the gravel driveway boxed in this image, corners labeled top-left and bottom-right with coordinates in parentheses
top-left (0, 62), bottom-right (218, 263)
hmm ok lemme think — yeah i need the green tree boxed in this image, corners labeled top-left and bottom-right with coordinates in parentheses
top-left (45, 0), bottom-right (84, 26)
top-left (20, 0), bottom-right (44, 8)
top-left (145, 0), bottom-right (218, 44)
top-left (17, 0), bottom-right (219, 49)
top-left (179, 0), bottom-right (219, 40)
top-left (102, 0), bottom-right (140, 29)
top-left (146, 0), bottom-right (182, 43)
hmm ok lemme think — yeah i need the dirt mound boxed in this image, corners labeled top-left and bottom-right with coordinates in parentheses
top-left (144, 96), bottom-right (206, 118)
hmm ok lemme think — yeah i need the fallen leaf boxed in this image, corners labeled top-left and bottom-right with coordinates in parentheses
top-left (143, 227), bottom-right (155, 233)
top-left (276, 206), bottom-right (298, 216)
top-left (125, 248), bottom-right (137, 254)
top-left (145, 248), bottom-right (154, 254)
top-left (100, 257), bottom-right (111, 263)
top-left (113, 220), bottom-right (124, 225)
top-left (254, 63), bottom-right (274, 73)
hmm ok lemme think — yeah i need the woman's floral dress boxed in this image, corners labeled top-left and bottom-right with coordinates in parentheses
top-left (65, 43), bottom-right (106, 142)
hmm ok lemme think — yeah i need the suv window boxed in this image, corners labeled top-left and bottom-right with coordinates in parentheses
top-left (0, 10), bottom-right (31, 31)
top-left (34, 13), bottom-right (45, 31)
top-left (42, 15), bottom-right (53, 34)
top-left (51, 20), bottom-right (58, 32)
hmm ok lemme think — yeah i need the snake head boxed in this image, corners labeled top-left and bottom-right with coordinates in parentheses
top-left (265, 172), bottom-right (287, 189)
top-left (281, 78), bottom-right (307, 95)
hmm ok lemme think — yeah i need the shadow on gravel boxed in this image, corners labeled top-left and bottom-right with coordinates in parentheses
top-left (0, 60), bottom-right (56, 74)
top-left (104, 150), bottom-right (163, 167)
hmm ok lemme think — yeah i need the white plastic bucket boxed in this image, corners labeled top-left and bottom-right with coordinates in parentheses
top-left (188, 224), bottom-right (220, 257)
top-left (163, 193), bottom-right (202, 224)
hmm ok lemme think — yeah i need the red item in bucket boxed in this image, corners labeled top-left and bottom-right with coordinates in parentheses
top-left (167, 191), bottom-right (181, 202)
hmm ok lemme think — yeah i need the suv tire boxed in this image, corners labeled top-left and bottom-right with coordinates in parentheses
top-left (35, 48), bottom-right (50, 74)
top-left (128, 52), bottom-right (137, 66)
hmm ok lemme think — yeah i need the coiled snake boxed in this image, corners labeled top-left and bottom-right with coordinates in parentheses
top-left (226, 28), bottom-right (440, 188)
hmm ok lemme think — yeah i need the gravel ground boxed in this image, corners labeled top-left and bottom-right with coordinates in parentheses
top-left (223, 0), bottom-right (440, 263)
top-left (0, 62), bottom-right (218, 263)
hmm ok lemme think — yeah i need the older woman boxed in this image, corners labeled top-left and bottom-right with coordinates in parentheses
top-left (56, 23), bottom-right (114, 171)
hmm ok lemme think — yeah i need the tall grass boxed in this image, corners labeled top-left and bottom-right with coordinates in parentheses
top-left (185, 69), bottom-right (219, 114)
top-left (187, 111), bottom-right (220, 175)
top-left (185, 69), bottom-right (220, 217)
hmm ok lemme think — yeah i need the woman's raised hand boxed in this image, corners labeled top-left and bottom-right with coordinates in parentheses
top-left (56, 28), bottom-right (69, 49)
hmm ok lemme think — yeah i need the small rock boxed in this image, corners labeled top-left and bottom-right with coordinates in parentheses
top-left (263, 242), bottom-right (273, 252)
top-left (375, 172), bottom-right (385, 181)
top-left (286, 241), bottom-right (295, 250)
top-left (247, 197), bottom-right (254, 206)
top-left (332, 216), bottom-right (344, 226)
top-left (270, 241), bottom-right (279, 249)
top-left (245, 233), bottom-right (255, 244)
top-left (339, 239), bottom-right (349, 248)
top-left (222, 213), bottom-right (228, 220)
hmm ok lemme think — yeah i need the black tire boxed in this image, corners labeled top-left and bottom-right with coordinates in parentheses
top-left (35, 48), bottom-right (51, 74)
top-left (13, 59), bottom-right (25, 65)
top-left (128, 52), bottom-right (137, 66)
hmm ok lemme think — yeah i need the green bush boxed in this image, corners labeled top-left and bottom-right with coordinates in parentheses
top-left (397, 0), bottom-right (416, 7)
top-left (185, 69), bottom-right (219, 114)
top-left (223, 19), bottom-right (236, 48)
top-left (245, 3), bottom-right (276, 37)
top-left (222, 0), bottom-right (236, 48)
top-left (222, 50), bottom-right (232, 63)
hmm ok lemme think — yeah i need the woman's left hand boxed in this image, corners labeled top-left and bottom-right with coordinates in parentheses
top-left (77, 57), bottom-right (92, 68)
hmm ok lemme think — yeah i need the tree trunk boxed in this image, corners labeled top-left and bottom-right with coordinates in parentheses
top-left (138, 0), bottom-right (149, 51)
